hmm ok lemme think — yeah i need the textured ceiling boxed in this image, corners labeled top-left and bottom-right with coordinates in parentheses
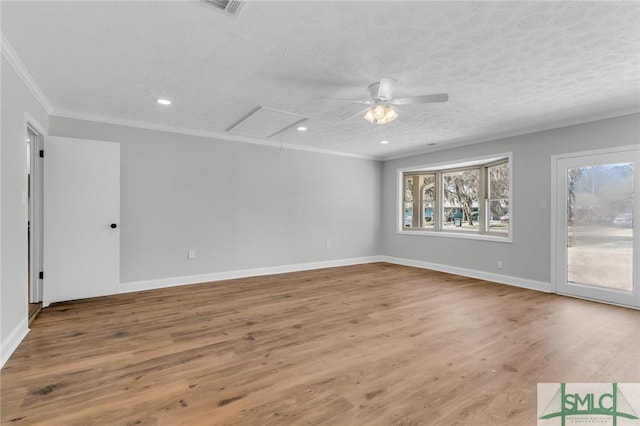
top-left (2, 1), bottom-right (639, 159)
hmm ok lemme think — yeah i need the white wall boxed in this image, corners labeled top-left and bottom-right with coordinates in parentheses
top-left (49, 117), bottom-right (382, 285)
top-left (382, 113), bottom-right (640, 286)
top-left (0, 56), bottom-right (49, 365)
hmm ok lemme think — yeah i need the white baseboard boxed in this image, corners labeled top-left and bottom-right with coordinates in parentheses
top-left (119, 256), bottom-right (385, 294)
top-left (380, 256), bottom-right (552, 293)
top-left (1, 317), bottom-right (29, 368)
top-left (120, 255), bottom-right (550, 295)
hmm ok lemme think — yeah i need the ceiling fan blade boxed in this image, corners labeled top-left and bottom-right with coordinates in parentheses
top-left (341, 106), bottom-right (371, 122)
top-left (376, 77), bottom-right (398, 100)
top-left (324, 98), bottom-right (372, 105)
top-left (391, 93), bottom-right (449, 105)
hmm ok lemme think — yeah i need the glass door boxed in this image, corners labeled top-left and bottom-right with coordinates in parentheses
top-left (554, 147), bottom-right (639, 308)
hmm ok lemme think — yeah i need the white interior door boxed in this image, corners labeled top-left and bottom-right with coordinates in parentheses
top-left (553, 146), bottom-right (639, 308)
top-left (43, 137), bottom-right (120, 306)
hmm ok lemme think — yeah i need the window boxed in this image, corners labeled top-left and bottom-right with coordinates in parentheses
top-left (442, 168), bottom-right (480, 232)
top-left (400, 155), bottom-right (511, 240)
top-left (403, 173), bottom-right (435, 229)
top-left (487, 162), bottom-right (510, 234)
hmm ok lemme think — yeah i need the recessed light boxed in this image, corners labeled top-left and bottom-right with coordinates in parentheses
top-left (156, 98), bottom-right (171, 105)
top-left (297, 126), bottom-right (307, 131)
top-left (380, 140), bottom-right (389, 144)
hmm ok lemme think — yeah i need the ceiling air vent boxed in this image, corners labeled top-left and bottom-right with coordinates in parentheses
top-left (203, 0), bottom-right (244, 17)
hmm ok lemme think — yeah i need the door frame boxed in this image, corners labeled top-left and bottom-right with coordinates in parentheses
top-left (26, 114), bottom-right (46, 305)
top-left (550, 145), bottom-right (640, 308)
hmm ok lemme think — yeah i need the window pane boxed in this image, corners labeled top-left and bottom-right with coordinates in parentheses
top-left (404, 176), bottom-right (414, 202)
top-left (442, 169), bottom-right (480, 231)
top-left (422, 174), bottom-right (436, 201)
top-left (404, 203), bottom-right (413, 228)
top-left (488, 200), bottom-right (509, 233)
top-left (567, 163), bottom-right (633, 291)
top-left (422, 202), bottom-right (435, 228)
top-left (489, 163), bottom-right (509, 198)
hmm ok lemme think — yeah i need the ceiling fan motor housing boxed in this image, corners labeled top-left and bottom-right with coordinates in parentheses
top-left (368, 77), bottom-right (398, 102)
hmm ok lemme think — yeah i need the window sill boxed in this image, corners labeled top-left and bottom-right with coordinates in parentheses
top-left (397, 229), bottom-right (512, 243)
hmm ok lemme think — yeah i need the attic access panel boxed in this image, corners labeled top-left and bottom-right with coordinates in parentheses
top-left (227, 107), bottom-right (309, 139)
top-left (202, 0), bottom-right (244, 17)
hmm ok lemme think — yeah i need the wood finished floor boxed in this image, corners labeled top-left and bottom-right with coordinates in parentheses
top-left (1, 263), bottom-right (639, 425)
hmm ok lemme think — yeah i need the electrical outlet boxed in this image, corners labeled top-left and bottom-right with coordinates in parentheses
top-left (188, 250), bottom-right (195, 260)
top-left (497, 260), bottom-right (503, 269)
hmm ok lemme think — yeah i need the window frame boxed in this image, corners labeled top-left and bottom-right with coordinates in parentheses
top-left (402, 172), bottom-right (437, 230)
top-left (485, 160), bottom-right (510, 235)
top-left (397, 153), bottom-right (513, 243)
top-left (440, 166), bottom-right (482, 233)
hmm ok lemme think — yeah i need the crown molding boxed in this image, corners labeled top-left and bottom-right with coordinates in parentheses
top-left (51, 104), bottom-right (640, 163)
top-left (51, 109), bottom-right (379, 161)
top-left (1, 32), bottom-right (53, 114)
top-left (383, 107), bottom-right (640, 161)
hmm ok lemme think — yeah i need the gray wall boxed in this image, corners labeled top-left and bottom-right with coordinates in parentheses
top-left (49, 117), bottom-right (382, 283)
top-left (1, 56), bottom-right (49, 354)
top-left (382, 113), bottom-right (640, 284)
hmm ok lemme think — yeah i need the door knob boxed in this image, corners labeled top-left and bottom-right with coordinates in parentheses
top-left (110, 223), bottom-right (118, 229)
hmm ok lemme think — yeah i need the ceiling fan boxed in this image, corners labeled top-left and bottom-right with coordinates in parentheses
top-left (334, 77), bottom-right (448, 124)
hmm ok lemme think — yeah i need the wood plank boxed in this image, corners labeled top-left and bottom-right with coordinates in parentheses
top-left (1, 263), bottom-right (638, 425)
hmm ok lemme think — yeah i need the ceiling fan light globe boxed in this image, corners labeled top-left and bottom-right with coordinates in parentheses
top-left (363, 108), bottom-right (375, 123)
top-left (384, 107), bottom-right (398, 122)
top-left (373, 105), bottom-right (385, 119)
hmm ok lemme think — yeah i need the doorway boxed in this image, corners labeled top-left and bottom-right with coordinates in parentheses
top-left (27, 124), bottom-right (44, 323)
top-left (552, 146), bottom-right (639, 308)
